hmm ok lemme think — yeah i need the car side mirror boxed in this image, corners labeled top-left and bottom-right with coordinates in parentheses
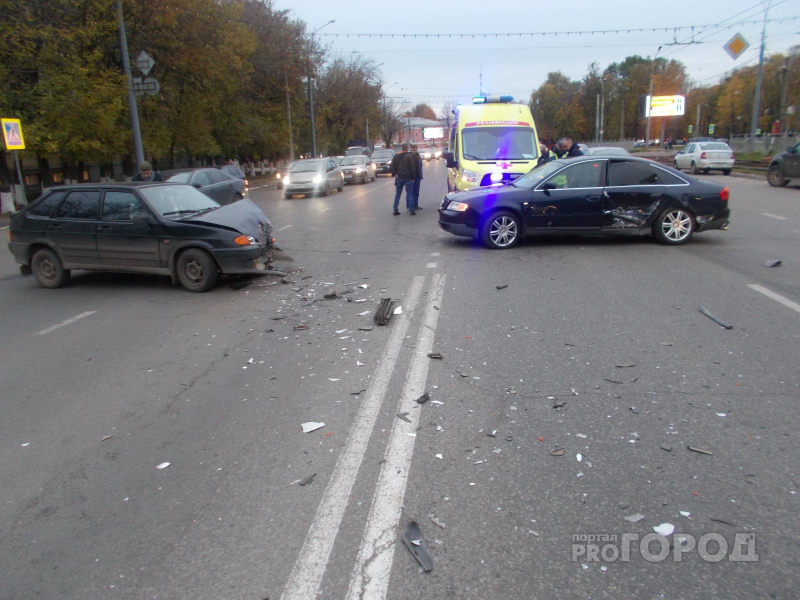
top-left (444, 152), bottom-right (457, 168)
top-left (131, 212), bottom-right (154, 225)
top-left (192, 182), bottom-right (203, 189)
top-left (542, 182), bottom-right (557, 195)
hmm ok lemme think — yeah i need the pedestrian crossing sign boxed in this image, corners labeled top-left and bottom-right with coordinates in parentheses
top-left (1, 118), bottom-right (25, 150)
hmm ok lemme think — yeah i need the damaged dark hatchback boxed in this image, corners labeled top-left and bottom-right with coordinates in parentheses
top-left (7, 182), bottom-right (274, 292)
top-left (438, 156), bottom-right (730, 249)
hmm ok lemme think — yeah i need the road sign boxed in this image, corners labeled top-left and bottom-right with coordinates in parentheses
top-left (688, 125), bottom-right (693, 134)
top-left (724, 33), bottom-right (750, 60)
top-left (755, 128), bottom-right (761, 135)
top-left (1, 118), bottom-right (25, 150)
top-left (136, 50), bottom-right (155, 76)
top-left (132, 77), bottom-right (160, 96)
top-left (645, 95), bottom-right (685, 117)
top-left (708, 124), bottom-right (715, 135)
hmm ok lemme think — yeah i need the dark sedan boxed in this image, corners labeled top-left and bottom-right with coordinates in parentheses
top-left (166, 168), bottom-right (246, 205)
top-left (438, 156), bottom-right (730, 249)
top-left (767, 142), bottom-right (800, 187)
top-left (8, 183), bottom-right (274, 292)
top-left (371, 149), bottom-right (395, 176)
top-left (220, 164), bottom-right (250, 194)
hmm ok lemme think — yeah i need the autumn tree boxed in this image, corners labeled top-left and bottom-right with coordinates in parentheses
top-left (411, 103), bottom-right (437, 120)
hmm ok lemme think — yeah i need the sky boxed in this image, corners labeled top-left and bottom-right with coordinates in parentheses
top-left (279, 0), bottom-right (799, 116)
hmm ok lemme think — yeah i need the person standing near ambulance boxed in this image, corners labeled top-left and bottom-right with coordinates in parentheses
top-left (389, 143), bottom-right (419, 216)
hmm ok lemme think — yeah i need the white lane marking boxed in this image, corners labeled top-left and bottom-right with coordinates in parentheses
top-left (276, 224), bottom-right (293, 232)
top-left (748, 284), bottom-right (800, 315)
top-left (762, 213), bottom-right (787, 221)
top-left (347, 274), bottom-right (446, 600)
top-left (281, 276), bottom-right (426, 600)
top-left (346, 180), bottom-right (393, 200)
top-left (35, 311), bottom-right (97, 336)
top-left (425, 262), bottom-right (437, 269)
top-left (430, 252), bottom-right (440, 257)
top-left (319, 206), bottom-right (331, 213)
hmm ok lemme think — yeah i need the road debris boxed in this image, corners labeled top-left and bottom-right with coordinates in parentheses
top-left (699, 305), bottom-right (733, 329)
top-left (323, 292), bottom-right (339, 300)
top-left (496, 284), bottom-right (508, 290)
top-left (393, 305), bottom-right (403, 315)
top-left (660, 442), bottom-right (673, 452)
top-left (615, 363), bottom-right (637, 368)
top-left (328, 378), bottom-right (340, 382)
top-left (624, 514), bottom-right (644, 523)
top-left (687, 446), bottom-right (713, 456)
top-left (358, 326), bottom-right (374, 331)
top-left (653, 523), bottom-right (675, 536)
top-left (429, 513), bottom-right (447, 529)
top-left (101, 435), bottom-right (112, 441)
top-left (618, 503), bottom-right (630, 510)
top-left (710, 517), bottom-right (737, 527)
top-left (358, 311), bottom-right (371, 316)
top-left (351, 389), bottom-right (367, 395)
top-left (680, 511), bottom-right (692, 518)
top-left (576, 433), bottom-right (587, 439)
top-left (299, 473), bottom-right (317, 486)
top-left (604, 378), bottom-right (623, 384)
top-left (396, 412), bottom-right (412, 423)
top-left (763, 260), bottom-right (782, 268)
top-left (550, 448), bottom-right (565, 456)
top-left (293, 324), bottom-right (308, 331)
top-left (416, 392), bottom-right (430, 405)
top-left (427, 352), bottom-right (443, 359)
top-left (435, 453), bottom-right (443, 460)
top-left (301, 422), bottom-right (325, 433)
top-left (487, 430), bottom-right (497, 437)
top-left (553, 398), bottom-right (567, 409)
top-left (374, 298), bottom-right (395, 325)
top-left (576, 453), bottom-right (583, 462)
top-left (403, 521), bottom-right (433, 572)
top-left (156, 462), bottom-right (170, 470)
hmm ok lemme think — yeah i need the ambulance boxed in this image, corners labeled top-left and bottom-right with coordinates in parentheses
top-left (445, 96), bottom-right (540, 192)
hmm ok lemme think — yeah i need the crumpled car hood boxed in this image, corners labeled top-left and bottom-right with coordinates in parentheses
top-left (185, 198), bottom-right (271, 238)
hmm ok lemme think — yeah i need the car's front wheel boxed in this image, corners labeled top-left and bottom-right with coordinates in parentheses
top-left (691, 162), bottom-right (699, 175)
top-left (176, 248), bottom-right (218, 292)
top-left (481, 211), bottom-right (521, 249)
top-left (319, 182), bottom-right (330, 197)
top-left (722, 169), bottom-right (731, 176)
top-left (31, 248), bottom-right (70, 289)
top-left (767, 165), bottom-right (788, 187)
top-left (673, 160), bottom-right (680, 171)
top-left (653, 208), bottom-right (695, 245)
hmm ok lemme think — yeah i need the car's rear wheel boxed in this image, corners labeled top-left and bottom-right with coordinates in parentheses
top-left (722, 169), bottom-right (731, 175)
top-left (653, 208), bottom-right (695, 245)
top-left (31, 248), bottom-right (70, 289)
top-left (481, 211), bottom-right (521, 250)
top-left (176, 248), bottom-right (218, 292)
top-left (690, 162), bottom-right (698, 175)
top-left (767, 165), bottom-right (788, 187)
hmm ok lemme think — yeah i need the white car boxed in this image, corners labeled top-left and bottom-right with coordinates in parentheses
top-left (339, 155), bottom-right (376, 184)
top-left (673, 142), bottom-right (735, 175)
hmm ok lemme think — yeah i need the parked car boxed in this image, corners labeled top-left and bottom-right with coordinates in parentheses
top-left (371, 149), bottom-right (395, 176)
top-left (275, 162), bottom-right (295, 189)
top-left (283, 158), bottom-right (344, 198)
top-left (438, 156), bottom-right (730, 249)
top-left (7, 183), bottom-right (274, 292)
top-left (767, 142), bottom-right (800, 187)
top-left (220, 164), bottom-right (249, 195)
top-left (339, 156), bottom-right (376, 184)
top-left (166, 168), bottom-right (246, 205)
top-left (633, 139), bottom-right (646, 148)
top-left (673, 141), bottom-right (735, 175)
top-left (584, 147), bottom-right (631, 156)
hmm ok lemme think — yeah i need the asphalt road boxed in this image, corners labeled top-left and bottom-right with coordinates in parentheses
top-left (1, 163), bottom-right (798, 600)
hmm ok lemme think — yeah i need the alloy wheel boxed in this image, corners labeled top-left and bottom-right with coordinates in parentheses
top-left (489, 215), bottom-right (518, 248)
top-left (661, 210), bottom-right (692, 242)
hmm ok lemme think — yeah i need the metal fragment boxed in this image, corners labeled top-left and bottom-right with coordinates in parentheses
top-left (763, 260), bottom-right (782, 268)
top-left (402, 521), bottom-right (433, 572)
top-left (299, 473), bottom-right (317, 486)
top-left (416, 392), bottom-right (430, 405)
top-left (687, 446), bottom-right (713, 455)
top-left (699, 305), bottom-right (733, 329)
top-left (396, 412), bottom-right (411, 423)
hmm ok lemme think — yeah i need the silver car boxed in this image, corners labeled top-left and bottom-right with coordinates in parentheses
top-left (283, 158), bottom-right (344, 198)
top-left (339, 155), bottom-right (376, 184)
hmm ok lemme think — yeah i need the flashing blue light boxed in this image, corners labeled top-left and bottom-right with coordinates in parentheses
top-left (472, 96), bottom-right (486, 104)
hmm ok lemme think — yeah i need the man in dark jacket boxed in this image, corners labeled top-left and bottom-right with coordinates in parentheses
top-left (410, 144), bottom-right (423, 210)
top-left (389, 143), bottom-right (419, 215)
top-left (555, 137), bottom-right (583, 159)
top-left (131, 161), bottom-right (164, 182)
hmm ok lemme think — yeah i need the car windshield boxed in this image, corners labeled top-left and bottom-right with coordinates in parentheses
top-left (509, 160), bottom-right (564, 189)
top-left (462, 127), bottom-right (538, 160)
top-left (341, 157), bottom-right (365, 166)
top-left (372, 151), bottom-right (393, 159)
top-left (345, 148), bottom-right (366, 156)
top-left (139, 184), bottom-right (220, 218)
top-left (167, 172), bottom-right (191, 183)
top-left (291, 160), bottom-right (324, 173)
top-left (699, 143), bottom-right (730, 151)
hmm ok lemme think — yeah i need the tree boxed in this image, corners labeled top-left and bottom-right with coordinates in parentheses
top-left (411, 103), bottom-right (437, 120)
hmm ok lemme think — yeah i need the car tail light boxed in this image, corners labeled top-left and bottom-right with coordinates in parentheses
top-left (730, 152), bottom-right (735, 159)
top-left (720, 187), bottom-right (729, 202)
top-left (234, 235), bottom-right (255, 246)
top-left (700, 152), bottom-right (707, 160)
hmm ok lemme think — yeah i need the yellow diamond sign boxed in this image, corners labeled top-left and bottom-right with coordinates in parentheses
top-left (724, 33), bottom-right (749, 60)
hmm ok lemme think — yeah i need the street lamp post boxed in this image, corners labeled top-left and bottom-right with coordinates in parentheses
top-left (383, 82), bottom-right (399, 145)
top-left (645, 46), bottom-right (662, 148)
top-left (116, 0), bottom-right (144, 166)
top-left (308, 20), bottom-right (334, 158)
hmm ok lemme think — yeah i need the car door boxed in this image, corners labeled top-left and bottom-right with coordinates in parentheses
top-left (528, 160), bottom-right (605, 229)
top-left (49, 189), bottom-right (101, 266)
top-left (325, 159), bottom-right (337, 187)
top-left (602, 159), bottom-right (683, 230)
top-left (784, 143), bottom-right (800, 177)
top-left (207, 169), bottom-right (236, 204)
top-left (97, 190), bottom-right (161, 269)
top-left (190, 170), bottom-right (214, 200)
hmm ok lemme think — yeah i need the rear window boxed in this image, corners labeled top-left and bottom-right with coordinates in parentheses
top-left (207, 169), bottom-right (228, 184)
top-left (700, 143), bottom-right (731, 151)
top-left (608, 161), bottom-right (683, 186)
top-left (167, 172), bottom-right (191, 183)
top-left (27, 191), bottom-right (67, 217)
top-left (55, 190), bottom-right (100, 219)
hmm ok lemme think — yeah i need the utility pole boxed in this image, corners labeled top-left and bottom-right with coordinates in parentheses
top-left (595, 94), bottom-right (600, 143)
top-left (620, 98), bottom-right (625, 140)
top-left (308, 20), bottom-right (334, 158)
top-left (645, 46), bottom-right (662, 149)
top-left (365, 118), bottom-right (369, 147)
top-left (696, 104), bottom-right (702, 137)
top-left (750, 0), bottom-right (771, 139)
top-left (285, 68), bottom-right (294, 162)
top-left (116, 0), bottom-right (144, 166)
top-left (779, 57), bottom-right (790, 136)
top-left (599, 78), bottom-right (605, 142)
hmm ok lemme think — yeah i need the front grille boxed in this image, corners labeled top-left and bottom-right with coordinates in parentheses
top-left (479, 173), bottom-right (524, 187)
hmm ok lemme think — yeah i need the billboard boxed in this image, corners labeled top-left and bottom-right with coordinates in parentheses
top-left (645, 95), bottom-right (685, 118)
top-left (423, 127), bottom-right (444, 140)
